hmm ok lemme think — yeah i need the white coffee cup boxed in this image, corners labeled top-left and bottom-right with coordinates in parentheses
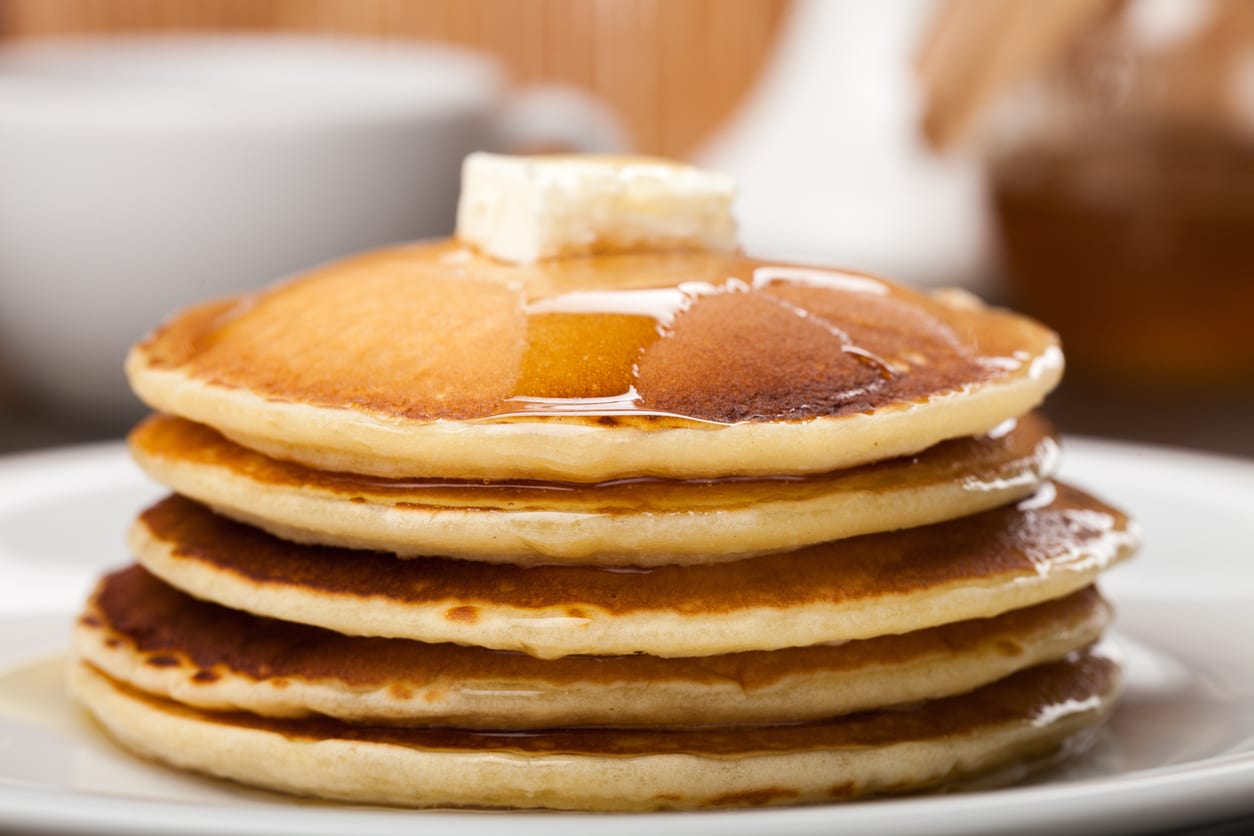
top-left (0, 35), bottom-right (624, 430)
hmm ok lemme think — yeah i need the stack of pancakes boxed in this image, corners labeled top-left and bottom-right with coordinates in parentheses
top-left (69, 237), bottom-right (1139, 810)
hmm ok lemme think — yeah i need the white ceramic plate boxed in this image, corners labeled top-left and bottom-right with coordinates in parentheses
top-left (0, 438), bottom-right (1252, 836)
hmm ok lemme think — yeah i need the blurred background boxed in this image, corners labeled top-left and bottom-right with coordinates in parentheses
top-left (0, 0), bottom-right (1250, 458)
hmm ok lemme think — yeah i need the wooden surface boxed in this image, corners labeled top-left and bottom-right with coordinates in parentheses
top-left (0, 0), bottom-right (792, 156)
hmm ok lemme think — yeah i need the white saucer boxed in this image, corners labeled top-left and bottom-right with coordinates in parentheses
top-left (0, 438), bottom-right (1251, 835)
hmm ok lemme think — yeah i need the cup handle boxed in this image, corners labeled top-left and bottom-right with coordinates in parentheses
top-left (493, 84), bottom-right (631, 154)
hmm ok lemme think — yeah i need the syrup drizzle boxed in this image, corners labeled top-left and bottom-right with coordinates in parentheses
top-left (500, 264), bottom-right (901, 419)
top-left (153, 245), bottom-right (1044, 425)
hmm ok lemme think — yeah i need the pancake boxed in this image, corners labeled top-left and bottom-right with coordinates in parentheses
top-left (76, 566), bottom-right (1111, 728)
top-left (69, 646), bottom-right (1121, 811)
top-left (75, 154), bottom-right (1136, 811)
top-left (125, 243), bottom-right (1062, 482)
top-left (128, 412), bottom-right (1059, 565)
top-left (130, 484), bottom-right (1138, 659)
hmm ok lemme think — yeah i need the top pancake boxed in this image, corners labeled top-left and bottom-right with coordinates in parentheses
top-left (126, 242), bottom-right (1062, 481)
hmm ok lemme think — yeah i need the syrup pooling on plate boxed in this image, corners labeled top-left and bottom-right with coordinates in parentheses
top-left (138, 243), bottom-right (1049, 425)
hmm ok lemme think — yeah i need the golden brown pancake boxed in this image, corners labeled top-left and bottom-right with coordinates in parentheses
top-left (125, 243), bottom-right (1062, 481)
top-left (130, 484), bottom-right (1138, 659)
top-left (69, 646), bottom-right (1121, 811)
top-left (76, 566), bottom-right (1111, 728)
top-left (128, 412), bottom-right (1059, 565)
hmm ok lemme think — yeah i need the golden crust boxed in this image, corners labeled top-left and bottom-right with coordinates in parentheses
top-left (128, 412), bottom-right (1060, 564)
top-left (126, 243), bottom-right (1062, 481)
top-left (76, 566), bottom-right (1111, 728)
top-left (129, 485), bottom-right (1138, 658)
top-left (68, 647), bottom-right (1120, 811)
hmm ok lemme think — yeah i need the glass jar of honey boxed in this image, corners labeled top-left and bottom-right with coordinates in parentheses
top-left (986, 0), bottom-right (1254, 390)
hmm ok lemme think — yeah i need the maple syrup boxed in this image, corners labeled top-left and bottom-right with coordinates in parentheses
top-left (994, 132), bottom-right (1254, 388)
top-left (144, 244), bottom-right (1051, 424)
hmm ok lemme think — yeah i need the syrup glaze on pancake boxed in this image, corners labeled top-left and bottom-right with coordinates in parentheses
top-left (132, 243), bottom-right (1051, 424)
top-left (77, 566), bottom-right (1110, 727)
top-left (69, 648), bottom-right (1120, 810)
top-left (126, 242), bottom-right (1061, 481)
top-left (131, 484), bottom-right (1138, 658)
top-left (127, 412), bottom-right (1060, 564)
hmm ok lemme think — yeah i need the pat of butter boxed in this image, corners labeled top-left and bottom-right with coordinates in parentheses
top-left (456, 153), bottom-right (738, 265)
